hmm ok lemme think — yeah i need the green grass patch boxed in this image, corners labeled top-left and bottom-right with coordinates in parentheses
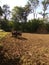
top-left (0, 31), bottom-right (8, 40)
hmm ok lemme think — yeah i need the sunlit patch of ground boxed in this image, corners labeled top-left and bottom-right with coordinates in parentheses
top-left (0, 31), bottom-right (9, 40)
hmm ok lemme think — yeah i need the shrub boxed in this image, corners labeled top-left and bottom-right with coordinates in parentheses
top-left (13, 21), bottom-right (21, 31)
top-left (46, 22), bottom-right (49, 32)
top-left (0, 20), bottom-right (10, 31)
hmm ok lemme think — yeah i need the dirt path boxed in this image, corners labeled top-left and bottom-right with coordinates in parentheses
top-left (1, 33), bottom-right (49, 65)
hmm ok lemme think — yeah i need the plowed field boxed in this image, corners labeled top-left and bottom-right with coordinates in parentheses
top-left (0, 33), bottom-right (49, 65)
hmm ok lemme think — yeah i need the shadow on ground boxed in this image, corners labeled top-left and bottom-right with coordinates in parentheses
top-left (17, 37), bottom-right (27, 40)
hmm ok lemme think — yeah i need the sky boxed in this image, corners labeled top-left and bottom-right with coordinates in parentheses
top-left (0, 0), bottom-right (49, 20)
top-left (0, 0), bottom-right (28, 10)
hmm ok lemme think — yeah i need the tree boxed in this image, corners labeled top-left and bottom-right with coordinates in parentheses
top-left (12, 6), bottom-right (31, 31)
top-left (0, 6), bottom-right (3, 29)
top-left (0, 6), bottom-right (3, 16)
top-left (28, 0), bottom-right (39, 19)
top-left (24, 4), bottom-right (31, 22)
top-left (12, 6), bottom-right (30, 22)
top-left (12, 6), bottom-right (24, 22)
top-left (3, 4), bottom-right (10, 20)
top-left (39, 0), bottom-right (49, 20)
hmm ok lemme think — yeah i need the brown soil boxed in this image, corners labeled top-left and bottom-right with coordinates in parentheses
top-left (1, 33), bottom-right (49, 65)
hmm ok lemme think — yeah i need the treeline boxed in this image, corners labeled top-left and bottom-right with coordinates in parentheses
top-left (0, 0), bottom-right (49, 33)
top-left (0, 19), bottom-right (49, 33)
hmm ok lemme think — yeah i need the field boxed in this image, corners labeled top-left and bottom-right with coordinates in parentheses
top-left (0, 32), bottom-right (49, 65)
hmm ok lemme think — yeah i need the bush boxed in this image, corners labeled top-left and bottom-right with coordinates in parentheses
top-left (0, 20), bottom-right (10, 31)
top-left (46, 22), bottom-right (49, 32)
top-left (26, 19), bottom-right (43, 33)
top-left (13, 21), bottom-right (21, 31)
top-left (20, 19), bottom-right (42, 33)
top-left (8, 21), bottom-right (14, 31)
top-left (31, 19), bottom-right (40, 32)
top-left (0, 19), bottom-right (49, 33)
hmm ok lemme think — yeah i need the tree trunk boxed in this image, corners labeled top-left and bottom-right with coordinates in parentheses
top-left (33, 9), bottom-right (36, 19)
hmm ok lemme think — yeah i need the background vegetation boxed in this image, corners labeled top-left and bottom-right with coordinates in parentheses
top-left (0, 0), bottom-right (49, 33)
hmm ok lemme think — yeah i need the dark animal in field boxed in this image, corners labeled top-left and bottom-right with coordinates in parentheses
top-left (12, 31), bottom-right (22, 37)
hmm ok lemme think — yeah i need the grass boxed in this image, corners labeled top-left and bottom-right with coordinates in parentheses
top-left (0, 31), bottom-right (8, 40)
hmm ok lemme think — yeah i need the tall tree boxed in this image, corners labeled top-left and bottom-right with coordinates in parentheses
top-left (28, 0), bottom-right (39, 19)
top-left (24, 4), bottom-right (31, 22)
top-left (12, 6), bottom-right (30, 22)
top-left (12, 6), bottom-right (24, 22)
top-left (39, 0), bottom-right (49, 20)
top-left (0, 6), bottom-right (3, 16)
top-left (0, 6), bottom-right (3, 22)
top-left (0, 6), bottom-right (3, 29)
top-left (3, 4), bottom-right (10, 20)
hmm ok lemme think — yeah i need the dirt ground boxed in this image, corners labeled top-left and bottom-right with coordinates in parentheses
top-left (1, 33), bottom-right (49, 65)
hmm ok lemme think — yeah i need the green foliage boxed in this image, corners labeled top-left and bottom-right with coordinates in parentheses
top-left (0, 18), bottom-right (49, 33)
top-left (8, 21), bottom-right (14, 31)
top-left (12, 5), bottom-right (30, 22)
top-left (46, 22), bottom-right (49, 32)
top-left (1, 20), bottom-right (8, 31)
top-left (20, 19), bottom-right (43, 33)
top-left (3, 4), bottom-right (10, 20)
top-left (27, 19), bottom-right (43, 33)
top-left (13, 21), bottom-right (21, 31)
top-left (12, 6), bottom-right (25, 22)
top-left (0, 6), bottom-right (3, 16)
top-left (26, 21), bottom-right (32, 32)
top-left (31, 19), bottom-right (39, 32)
top-left (0, 20), bottom-right (11, 31)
